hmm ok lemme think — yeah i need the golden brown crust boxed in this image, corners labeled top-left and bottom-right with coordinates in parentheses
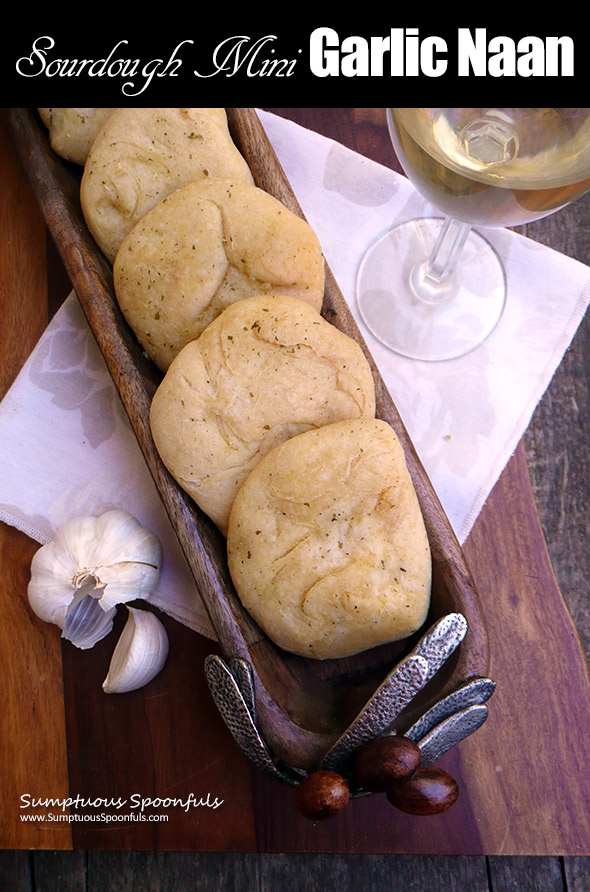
top-left (38, 107), bottom-right (116, 165)
top-left (80, 108), bottom-right (253, 262)
top-left (226, 418), bottom-right (432, 660)
top-left (150, 295), bottom-right (376, 535)
top-left (114, 178), bottom-right (325, 370)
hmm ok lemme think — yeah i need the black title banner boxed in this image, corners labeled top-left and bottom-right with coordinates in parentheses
top-left (10, 28), bottom-right (578, 102)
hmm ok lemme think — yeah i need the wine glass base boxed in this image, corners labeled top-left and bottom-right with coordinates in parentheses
top-left (356, 218), bottom-right (506, 361)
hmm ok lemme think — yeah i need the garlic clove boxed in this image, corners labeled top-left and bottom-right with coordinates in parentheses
top-left (102, 606), bottom-right (169, 694)
top-left (27, 510), bottom-right (163, 648)
top-left (93, 560), bottom-right (161, 613)
top-left (82, 511), bottom-right (163, 572)
top-left (63, 594), bottom-right (117, 650)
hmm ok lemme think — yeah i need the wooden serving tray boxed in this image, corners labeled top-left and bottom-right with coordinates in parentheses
top-left (5, 107), bottom-right (489, 773)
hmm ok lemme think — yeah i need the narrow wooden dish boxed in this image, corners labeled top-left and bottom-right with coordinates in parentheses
top-left (6, 107), bottom-right (489, 772)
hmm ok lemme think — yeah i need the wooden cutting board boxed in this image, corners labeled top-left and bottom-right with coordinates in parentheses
top-left (1, 110), bottom-right (589, 855)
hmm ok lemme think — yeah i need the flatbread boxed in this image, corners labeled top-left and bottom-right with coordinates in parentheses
top-left (114, 178), bottom-right (325, 370)
top-left (226, 418), bottom-right (431, 660)
top-left (149, 295), bottom-right (376, 535)
top-left (80, 108), bottom-right (253, 262)
top-left (38, 108), bottom-right (116, 165)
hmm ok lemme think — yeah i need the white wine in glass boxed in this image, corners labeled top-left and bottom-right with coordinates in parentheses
top-left (356, 108), bottom-right (590, 361)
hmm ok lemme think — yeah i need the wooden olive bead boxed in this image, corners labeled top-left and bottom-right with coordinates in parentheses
top-left (353, 735), bottom-right (421, 792)
top-left (387, 766), bottom-right (459, 815)
top-left (295, 770), bottom-right (350, 820)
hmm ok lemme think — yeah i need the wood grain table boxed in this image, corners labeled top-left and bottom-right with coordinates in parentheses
top-left (1, 109), bottom-right (589, 890)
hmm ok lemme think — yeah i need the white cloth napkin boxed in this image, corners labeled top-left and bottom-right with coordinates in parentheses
top-left (1, 110), bottom-right (589, 641)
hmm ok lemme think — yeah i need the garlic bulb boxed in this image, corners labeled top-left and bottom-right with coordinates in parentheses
top-left (103, 606), bottom-right (169, 693)
top-left (27, 510), bottom-right (162, 649)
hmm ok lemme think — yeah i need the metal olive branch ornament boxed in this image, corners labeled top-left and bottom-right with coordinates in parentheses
top-left (204, 612), bottom-right (495, 820)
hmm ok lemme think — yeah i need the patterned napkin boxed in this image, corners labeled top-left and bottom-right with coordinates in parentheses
top-left (1, 109), bottom-right (589, 640)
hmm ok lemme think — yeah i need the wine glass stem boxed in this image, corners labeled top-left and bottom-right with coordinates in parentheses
top-left (410, 216), bottom-right (472, 304)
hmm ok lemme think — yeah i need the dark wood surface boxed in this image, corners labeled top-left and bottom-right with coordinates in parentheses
top-left (1, 108), bottom-right (589, 887)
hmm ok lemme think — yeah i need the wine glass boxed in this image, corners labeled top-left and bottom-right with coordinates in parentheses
top-left (356, 108), bottom-right (590, 361)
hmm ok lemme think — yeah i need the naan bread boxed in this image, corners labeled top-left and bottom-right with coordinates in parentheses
top-left (150, 295), bottom-right (376, 535)
top-left (227, 418), bottom-right (431, 660)
top-left (114, 178), bottom-right (325, 370)
top-left (80, 108), bottom-right (253, 262)
top-left (38, 108), bottom-right (116, 165)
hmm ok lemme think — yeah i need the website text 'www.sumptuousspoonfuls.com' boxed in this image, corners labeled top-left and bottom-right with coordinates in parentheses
top-left (18, 792), bottom-right (224, 824)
